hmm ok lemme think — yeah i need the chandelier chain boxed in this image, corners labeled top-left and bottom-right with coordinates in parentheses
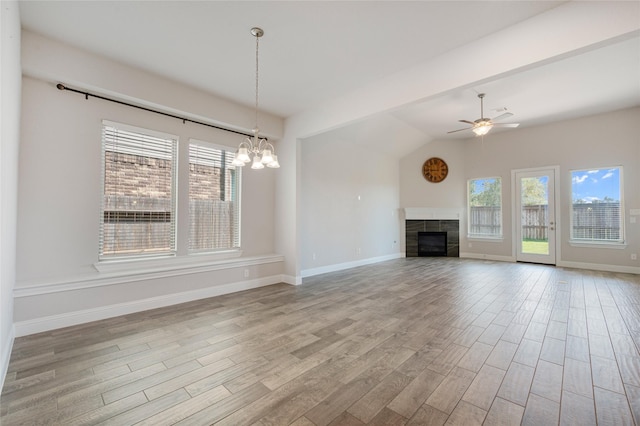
top-left (255, 32), bottom-right (260, 131)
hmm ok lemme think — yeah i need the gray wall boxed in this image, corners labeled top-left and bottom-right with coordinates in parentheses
top-left (300, 131), bottom-right (402, 276)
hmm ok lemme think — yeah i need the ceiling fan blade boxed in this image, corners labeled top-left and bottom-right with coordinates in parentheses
top-left (491, 112), bottom-right (513, 121)
top-left (493, 123), bottom-right (520, 128)
top-left (447, 127), bottom-right (472, 134)
top-left (459, 119), bottom-right (476, 125)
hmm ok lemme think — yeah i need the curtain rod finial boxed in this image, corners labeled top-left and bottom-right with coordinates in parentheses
top-left (56, 83), bottom-right (66, 90)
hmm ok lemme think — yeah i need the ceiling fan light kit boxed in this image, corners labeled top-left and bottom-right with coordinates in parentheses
top-left (448, 93), bottom-right (520, 137)
top-left (472, 121), bottom-right (493, 136)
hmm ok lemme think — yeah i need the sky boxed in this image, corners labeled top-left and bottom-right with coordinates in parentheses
top-left (571, 167), bottom-right (621, 203)
top-left (471, 168), bottom-right (621, 204)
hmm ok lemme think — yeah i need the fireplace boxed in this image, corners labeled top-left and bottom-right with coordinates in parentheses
top-left (405, 218), bottom-right (459, 257)
top-left (418, 232), bottom-right (448, 256)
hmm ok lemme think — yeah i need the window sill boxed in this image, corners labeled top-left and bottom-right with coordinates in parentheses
top-left (94, 250), bottom-right (243, 274)
top-left (467, 236), bottom-right (504, 242)
top-left (569, 240), bottom-right (627, 249)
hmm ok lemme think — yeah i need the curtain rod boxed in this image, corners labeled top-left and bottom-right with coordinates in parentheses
top-left (56, 83), bottom-right (261, 140)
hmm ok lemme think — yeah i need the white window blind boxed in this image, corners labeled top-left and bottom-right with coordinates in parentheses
top-left (100, 122), bottom-right (178, 258)
top-left (468, 177), bottom-right (502, 238)
top-left (571, 167), bottom-right (623, 243)
top-left (188, 140), bottom-right (241, 252)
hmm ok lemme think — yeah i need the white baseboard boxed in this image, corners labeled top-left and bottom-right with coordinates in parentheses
top-left (14, 275), bottom-right (282, 337)
top-left (557, 260), bottom-right (640, 275)
top-left (461, 252), bottom-right (640, 275)
top-left (1, 325), bottom-right (16, 392)
top-left (460, 252), bottom-right (516, 263)
top-left (301, 253), bottom-right (403, 278)
top-left (281, 274), bottom-right (302, 286)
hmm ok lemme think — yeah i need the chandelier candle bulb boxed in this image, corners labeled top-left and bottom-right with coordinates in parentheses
top-left (260, 149), bottom-right (273, 164)
top-left (237, 147), bottom-right (250, 163)
top-left (251, 156), bottom-right (265, 169)
top-left (267, 155), bottom-right (280, 168)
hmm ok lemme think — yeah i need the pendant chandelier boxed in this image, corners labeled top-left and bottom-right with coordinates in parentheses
top-left (232, 27), bottom-right (280, 169)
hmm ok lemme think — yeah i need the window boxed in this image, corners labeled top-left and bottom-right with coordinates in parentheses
top-left (100, 121), bottom-right (177, 258)
top-left (571, 167), bottom-right (623, 243)
top-left (468, 177), bottom-right (502, 238)
top-left (189, 140), bottom-right (241, 252)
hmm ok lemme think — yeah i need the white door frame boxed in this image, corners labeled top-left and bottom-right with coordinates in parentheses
top-left (511, 166), bottom-right (561, 265)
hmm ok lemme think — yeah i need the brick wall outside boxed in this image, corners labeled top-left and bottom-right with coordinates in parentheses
top-left (104, 152), bottom-right (229, 207)
top-left (105, 152), bottom-right (172, 202)
top-left (189, 162), bottom-right (225, 201)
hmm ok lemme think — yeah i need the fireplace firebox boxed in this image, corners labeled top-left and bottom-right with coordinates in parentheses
top-left (418, 231), bottom-right (448, 257)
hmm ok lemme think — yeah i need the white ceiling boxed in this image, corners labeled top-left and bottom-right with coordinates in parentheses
top-left (18, 1), bottom-right (640, 156)
top-left (390, 36), bottom-right (640, 138)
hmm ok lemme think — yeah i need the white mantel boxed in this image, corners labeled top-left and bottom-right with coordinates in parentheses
top-left (404, 208), bottom-right (464, 220)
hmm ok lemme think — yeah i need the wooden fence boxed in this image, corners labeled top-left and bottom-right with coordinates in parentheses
top-left (572, 202), bottom-right (621, 240)
top-left (469, 206), bottom-right (502, 236)
top-left (188, 199), bottom-right (237, 251)
top-left (470, 203), bottom-right (621, 240)
top-left (101, 196), bottom-right (236, 255)
top-left (521, 205), bottom-right (548, 240)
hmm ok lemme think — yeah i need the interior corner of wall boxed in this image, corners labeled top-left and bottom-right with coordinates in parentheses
top-left (0, 323), bottom-right (16, 392)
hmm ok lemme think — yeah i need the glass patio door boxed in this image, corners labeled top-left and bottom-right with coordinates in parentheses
top-left (515, 168), bottom-right (556, 264)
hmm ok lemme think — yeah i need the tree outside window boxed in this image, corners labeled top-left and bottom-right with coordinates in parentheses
top-left (468, 177), bottom-right (502, 238)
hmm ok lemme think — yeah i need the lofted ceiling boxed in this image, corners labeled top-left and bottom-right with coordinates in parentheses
top-left (18, 1), bottom-right (640, 157)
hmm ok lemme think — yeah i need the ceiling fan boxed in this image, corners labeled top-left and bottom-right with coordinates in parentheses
top-left (448, 93), bottom-right (520, 136)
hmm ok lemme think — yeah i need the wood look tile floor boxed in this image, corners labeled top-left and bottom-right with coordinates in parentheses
top-left (2, 258), bottom-right (640, 425)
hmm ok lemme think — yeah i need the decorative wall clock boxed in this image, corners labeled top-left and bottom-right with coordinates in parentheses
top-left (422, 157), bottom-right (448, 183)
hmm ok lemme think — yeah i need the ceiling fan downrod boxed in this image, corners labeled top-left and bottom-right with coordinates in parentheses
top-left (478, 93), bottom-right (486, 120)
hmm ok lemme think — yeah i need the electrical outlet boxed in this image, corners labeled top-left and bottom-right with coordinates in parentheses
top-left (244, 269), bottom-right (249, 278)
top-left (632, 254), bottom-right (637, 261)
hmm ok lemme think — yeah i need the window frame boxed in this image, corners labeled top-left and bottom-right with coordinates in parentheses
top-left (99, 120), bottom-right (178, 261)
top-left (467, 176), bottom-right (503, 240)
top-left (569, 166), bottom-right (625, 246)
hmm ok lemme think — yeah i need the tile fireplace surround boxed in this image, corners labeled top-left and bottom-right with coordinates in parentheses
top-left (404, 208), bottom-right (462, 257)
